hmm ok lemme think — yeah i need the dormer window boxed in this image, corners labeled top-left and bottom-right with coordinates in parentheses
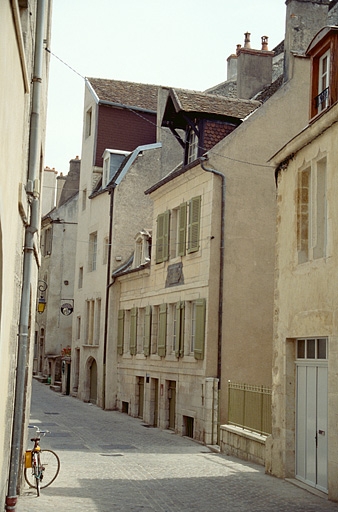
top-left (307, 27), bottom-right (338, 120)
top-left (132, 230), bottom-right (152, 269)
top-left (102, 149), bottom-right (131, 188)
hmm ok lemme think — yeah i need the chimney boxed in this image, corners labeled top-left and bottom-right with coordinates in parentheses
top-left (57, 156), bottom-right (81, 207)
top-left (227, 52), bottom-right (238, 80)
top-left (283, 0), bottom-right (330, 82)
top-left (236, 33), bottom-right (274, 100)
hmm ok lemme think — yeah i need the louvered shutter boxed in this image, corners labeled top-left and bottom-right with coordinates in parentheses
top-left (158, 303), bottom-right (167, 357)
top-left (187, 196), bottom-right (201, 253)
top-left (178, 202), bottom-right (187, 256)
top-left (194, 299), bottom-right (206, 360)
top-left (143, 305), bottom-right (152, 356)
top-left (130, 307), bottom-right (137, 355)
top-left (117, 309), bottom-right (124, 355)
top-left (156, 211), bottom-right (170, 263)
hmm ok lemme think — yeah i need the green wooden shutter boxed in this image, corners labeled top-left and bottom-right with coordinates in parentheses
top-left (144, 305), bottom-right (152, 356)
top-left (194, 299), bottom-right (206, 360)
top-left (117, 309), bottom-right (124, 355)
top-left (187, 196), bottom-right (201, 253)
top-left (130, 307), bottom-right (137, 355)
top-left (156, 211), bottom-right (170, 263)
top-left (175, 301), bottom-right (185, 358)
top-left (158, 303), bottom-right (167, 357)
top-left (178, 202), bottom-right (187, 256)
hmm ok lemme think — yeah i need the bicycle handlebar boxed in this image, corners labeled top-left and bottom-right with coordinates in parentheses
top-left (28, 425), bottom-right (50, 435)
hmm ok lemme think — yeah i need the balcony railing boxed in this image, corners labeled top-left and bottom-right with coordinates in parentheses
top-left (315, 87), bottom-right (329, 111)
top-left (228, 381), bottom-right (272, 436)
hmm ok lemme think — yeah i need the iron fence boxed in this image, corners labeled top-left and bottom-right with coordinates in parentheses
top-left (228, 381), bottom-right (272, 435)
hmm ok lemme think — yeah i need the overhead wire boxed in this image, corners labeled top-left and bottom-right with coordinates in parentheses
top-left (45, 47), bottom-right (275, 170)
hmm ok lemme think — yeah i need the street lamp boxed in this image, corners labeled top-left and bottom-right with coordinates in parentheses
top-left (37, 280), bottom-right (48, 314)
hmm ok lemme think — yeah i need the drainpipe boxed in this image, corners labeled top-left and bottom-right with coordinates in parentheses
top-left (102, 184), bottom-right (116, 410)
top-left (199, 156), bottom-right (225, 443)
top-left (6, 1), bottom-right (46, 510)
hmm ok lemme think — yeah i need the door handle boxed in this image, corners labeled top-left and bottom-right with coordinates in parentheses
top-left (318, 430), bottom-right (325, 435)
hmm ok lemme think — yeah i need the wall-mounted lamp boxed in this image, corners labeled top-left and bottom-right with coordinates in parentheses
top-left (37, 280), bottom-right (48, 314)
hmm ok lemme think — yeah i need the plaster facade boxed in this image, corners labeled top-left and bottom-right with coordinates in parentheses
top-left (106, 165), bottom-right (221, 444)
top-left (268, 92), bottom-right (338, 503)
top-left (0, 0), bottom-right (51, 505)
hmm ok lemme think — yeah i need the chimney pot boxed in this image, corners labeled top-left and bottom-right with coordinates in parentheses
top-left (244, 32), bottom-right (251, 48)
top-left (261, 36), bottom-right (269, 51)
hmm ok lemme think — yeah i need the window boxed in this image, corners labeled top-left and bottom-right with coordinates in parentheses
top-left (297, 157), bottom-right (327, 264)
top-left (78, 267), bottom-right (83, 289)
top-left (151, 306), bottom-right (159, 354)
top-left (297, 338), bottom-right (327, 360)
top-left (43, 227), bottom-right (52, 256)
top-left (86, 299), bottom-right (95, 345)
top-left (170, 204), bottom-right (187, 258)
top-left (158, 304), bottom-right (167, 357)
top-left (187, 196), bottom-right (201, 253)
top-left (85, 108), bottom-right (92, 138)
top-left (143, 305), bottom-right (152, 356)
top-left (88, 232), bottom-right (98, 271)
top-left (94, 299), bottom-right (101, 345)
top-left (102, 149), bottom-right (131, 188)
top-left (82, 189), bottom-right (87, 211)
top-left (167, 304), bottom-right (177, 353)
top-left (317, 50), bottom-right (330, 113)
top-left (137, 308), bottom-right (145, 354)
top-left (187, 129), bottom-right (199, 164)
top-left (76, 316), bottom-right (81, 340)
top-left (103, 237), bottom-right (109, 265)
top-left (130, 307), bottom-right (137, 355)
top-left (133, 231), bottom-right (151, 268)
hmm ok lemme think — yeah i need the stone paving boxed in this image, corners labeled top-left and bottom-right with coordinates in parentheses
top-left (16, 379), bottom-right (338, 512)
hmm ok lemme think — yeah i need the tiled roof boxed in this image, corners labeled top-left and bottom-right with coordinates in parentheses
top-left (87, 77), bottom-right (159, 111)
top-left (170, 88), bottom-right (261, 119)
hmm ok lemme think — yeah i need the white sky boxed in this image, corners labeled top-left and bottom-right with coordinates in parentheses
top-left (45, 0), bottom-right (287, 174)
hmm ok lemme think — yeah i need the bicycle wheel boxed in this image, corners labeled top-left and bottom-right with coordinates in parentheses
top-left (24, 450), bottom-right (60, 489)
top-left (39, 450), bottom-right (60, 488)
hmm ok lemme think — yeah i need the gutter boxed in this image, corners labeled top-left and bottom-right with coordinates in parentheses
top-left (6, 1), bottom-right (46, 509)
top-left (199, 156), bottom-right (225, 390)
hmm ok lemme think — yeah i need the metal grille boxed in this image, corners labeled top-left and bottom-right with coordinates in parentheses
top-left (228, 382), bottom-right (272, 435)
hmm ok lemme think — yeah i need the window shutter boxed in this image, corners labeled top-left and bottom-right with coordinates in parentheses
top-left (144, 305), bottom-right (152, 356)
top-left (178, 202), bottom-right (187, 256)
top-left (194, 299), bottom-right (206, 360)
top-left (188, 196), bottom-right (201, 253)
top-left (130, 307), bottom-right (137, 355)
top-left (175, 301), bottom-right (185, 358)
top-left (158, 303), bottom-right (167, 357)
top-left (117, 309), bottom-right (124, 355)
top-left (156, 211), bottom-right (170, 263)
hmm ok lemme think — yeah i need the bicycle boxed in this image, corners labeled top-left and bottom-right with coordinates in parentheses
top-left (24, 425), bottom-right (60, 496)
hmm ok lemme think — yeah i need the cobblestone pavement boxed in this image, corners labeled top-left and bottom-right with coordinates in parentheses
top-left (16, 379), bottom-right (338, 512)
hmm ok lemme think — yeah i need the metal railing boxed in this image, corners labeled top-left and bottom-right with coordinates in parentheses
top-left (228, 382), bottom-right (272, 436)
top-left (315, 86), bottom-right (329, 111)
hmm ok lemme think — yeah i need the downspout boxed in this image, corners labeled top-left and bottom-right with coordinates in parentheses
top-left (6, 1), bottom-right (46, 510)
top-left (102, 184), bottom-right (116, 410)
top-left (199, 156), bottom-right (225, 443)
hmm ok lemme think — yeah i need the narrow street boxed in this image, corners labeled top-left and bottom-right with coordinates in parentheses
top-left (17, 380), bottom-right (338, 512)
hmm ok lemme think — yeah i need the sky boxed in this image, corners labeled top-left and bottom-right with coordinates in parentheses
top-left (45, 0), bottom-right (287, 174)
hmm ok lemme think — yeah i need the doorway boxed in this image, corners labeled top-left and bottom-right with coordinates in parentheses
top-left (168, 380), bottom-right (176, 430)
top-left (296, 338), bottom-right (328, 493)
top-left (89, 358), bottom-right (97, 404)
top-left (151, 378), bottom-right (158, 427)
top-left (138, 376), bottom-right (144, 418)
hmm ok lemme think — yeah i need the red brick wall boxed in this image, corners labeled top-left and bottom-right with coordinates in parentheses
top-left (95, 105), bottom-right (157, 167)
top-left (202, 120), bottom-right (237, 152)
